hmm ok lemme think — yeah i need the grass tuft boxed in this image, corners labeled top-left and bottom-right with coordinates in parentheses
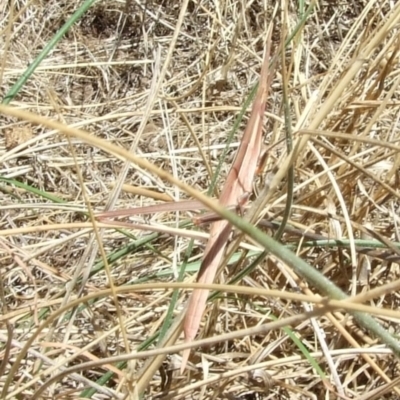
top-left (1, 0), bottom-right (400, 398)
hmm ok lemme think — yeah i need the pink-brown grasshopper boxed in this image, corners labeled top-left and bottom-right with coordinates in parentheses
top-left (181, 27), bottom-right (274, 369)
top-left (97, 26), bottom-right (274, 371)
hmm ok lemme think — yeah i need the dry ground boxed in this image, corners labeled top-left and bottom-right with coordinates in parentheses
top-left (1, 0), bottom-right (400, 399)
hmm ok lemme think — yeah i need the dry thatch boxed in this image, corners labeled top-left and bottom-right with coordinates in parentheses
top-left (1, 0), bottom-right (400, 398)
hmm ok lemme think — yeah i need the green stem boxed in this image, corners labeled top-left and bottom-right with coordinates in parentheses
top-left (224, 209), bottom-right (400, 357)
top-left (2, 0), bottom-right (97, 104)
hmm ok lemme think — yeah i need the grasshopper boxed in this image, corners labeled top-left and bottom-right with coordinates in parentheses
top-left (97, 26), bottom-right (275, 371)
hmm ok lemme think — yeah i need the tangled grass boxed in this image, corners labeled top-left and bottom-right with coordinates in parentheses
top-left (1, 0), bottom-right (400, 398)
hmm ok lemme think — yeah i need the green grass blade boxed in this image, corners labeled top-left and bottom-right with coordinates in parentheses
top-left (218, 208), bottom-right (400, 357)
top-left (0, 176), bottom-right (66, 203)
top-left (2, 0), bottom-right (97, 104)
top-left (268, 313), bottom-right (326, 378)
